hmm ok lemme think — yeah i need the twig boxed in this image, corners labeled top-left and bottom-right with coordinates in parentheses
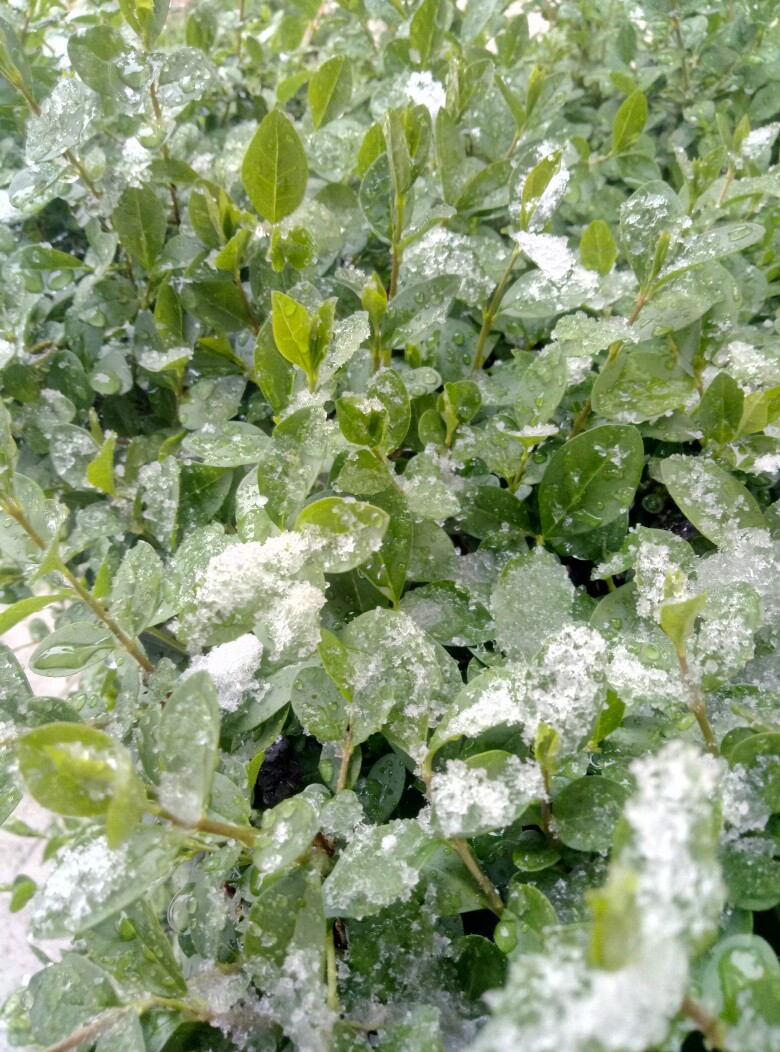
top-left (681, 995), bottom-right (727, 1050)
top-left (336, 726), bottom-right (354, 792)
top-left (448, 837), bottom-right (504, 916)
top-left (0, 496), bottom-right (154, 674)
top-left (570, 292), bottom-right (647, 437)
top-left (469, 245), bottom-right (521, 374)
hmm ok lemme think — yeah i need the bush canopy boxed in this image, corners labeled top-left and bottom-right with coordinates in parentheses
top-left (0, 0), bottom-right (779, 1049)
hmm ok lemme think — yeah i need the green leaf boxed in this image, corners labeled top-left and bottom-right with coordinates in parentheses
top-left (26, 955), bottom-right (119, 1048)
top-left (552, 777), bottom-right (628, 852)
top-left (29, 623), bottom-right (115, 677)
top-left (491, 548), bottom-right (574, 662)
top-left (409, 0), bottom-right (444, 67)
top-left (430, 750), bottom-right (542, 837)
top-left (337, 392), bottom-right (389, 448)
top-left (619, 180), bottom-right (683, 286)
top-left (290, 665), bottom-right (349, 741)
top-left (16, 723), bottom-right (144, 826)
top-left (659, 592), bottom-right (708, 658)
top-left (111, 540), bottom-right (162, 635)
top-left (591, 350), bottom-right (696, 424)
top-left (252, 794), bottom-right (319, 877)
top-left (272, 290), bottom-right (311, 372)
top-left (611, 90), bottom-right (648, 154)
top-left (359, 486), bottom-right (413, 606)
top-left (118, 0), bottom-right (169, 48)
top-left (309, 55), bottom-right (352, 130)
top-left (241, 109), bottom-right (309, 223)
top-left (83, 899), bottom-right (186, 997)
top-left (85, 431), bottom-right (116, 495)
top-left (0, 592), bottom-right (67, 637)
top-left (385, 107), bottom-right (413, 198)
top-left (401, 581), bottom-right (492, 646)
top-left (323, 818), bottom-right (438, 919)
top-left (658, 455), bottom-right (766, 546)
top-left (580, 219), bottom-right (617, 275)
top-left (182, 422), bottom-right (272, 467)
top-left (19, 244), bottom-right (91, 271)
top-left (157, 670), bottom-right (220, 824)
top-left (520, 151), bottom-right (562, 231)
top-left (295, 496), bottom-right (390, 572)
top-left (31, 826), bottom-right (184, 938)
top-left (435, 108), bottom-right (467, 205)
top-left (728, 733), bottom-right (780, 813)
top-left (695, 372), bottom-right (745, 445)
top-left (112, 185), bottom-right (167, 269)
top-left (67, 26), bottom-right (146, 102)
top-left (539, 424), bottom-right (644, 550)
top-left (514, 344), bottom-right (567, 428)
top-left (368, 368), bottom-right (411, 452)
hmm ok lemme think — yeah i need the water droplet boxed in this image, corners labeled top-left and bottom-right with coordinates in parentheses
top-left (642, 492), bottom-right (664, 513)
top-left (453, 332), bottom-right (465, 346)
top-left (167, 889), bottom-right (193, 932)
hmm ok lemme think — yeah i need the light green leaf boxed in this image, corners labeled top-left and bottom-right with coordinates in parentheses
top-left (157, 670), bottom-right (220, 824)
top-left (0, 592), bottom-right (67, 638)
top-left (272, 290), bottom-right (311, 371)
top-left (580, 219), bottom-right (617, 275)
top-left (290, 665), bottom-right (349, 741)
top-left (695, 372), bottom-right (744, 445)
top-left (112, 185), bottom-right (167, 269)
top-left (31, 825), bottom-right (184, 938)
top-left (252, 794), bottom-right (319, 877)
top-left (611, 90), bottom-right (648, 154)
top-left (182, 422), bottom-right (272, 467)
top-left (16, 723), bottom-right (144, 830)
top-left (410, 0), bottom-right (445, 66)
top-left (29, 623), bottom-right (115, 677)
top-left (309, 55), bottom-right (352, 130)
top-left (85, 431), bottom-right (116, 495)
top-left (110, 540), bottom-right (162, 635)
top-left (295, 496), bottom-right (390, 573)
top-left (491, 548), bottom-right (574, 662)
top-left (26, 955), bottom-right (119, 1049)
top-left (323, 818), bottom-right (438, 919)
top-left (118, 0), bottom-right (169, 48)
top-left (591, 350), bottom-right (696, 424)
top-left (658, 455), bottom-right (766, 546)
top-left (242, 109), bottom-right (309, 223)
top-left (83, 898), bottom-right (186, 997)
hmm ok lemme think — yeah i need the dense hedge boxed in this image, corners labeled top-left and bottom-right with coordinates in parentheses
top-left (0, 0), bottom-right (779, 1049)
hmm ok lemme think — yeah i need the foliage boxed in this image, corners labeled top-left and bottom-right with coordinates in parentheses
top-left (0, 0), bottom-right (779, 1049)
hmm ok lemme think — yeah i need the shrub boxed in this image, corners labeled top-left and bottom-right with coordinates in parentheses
top-left (0, 0), bottom-right (779, 1049)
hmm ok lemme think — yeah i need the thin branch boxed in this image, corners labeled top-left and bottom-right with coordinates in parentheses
top-left (570, 291), bottom-right (647, 437)
top-left (152, 805), bottom-right (259, 848)
top-left (681, 995), bottom-right (727, 1050)
top-left (469, 245), bottom-right (521, 374)
top-left (336, 726), bottom-right (354, 792)
top-left (0, 496), bottom-right (153, 674)
top-left (448, 837), bottom-right (504, 916)
top-left (678, 652), bottom-right (719, 755)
